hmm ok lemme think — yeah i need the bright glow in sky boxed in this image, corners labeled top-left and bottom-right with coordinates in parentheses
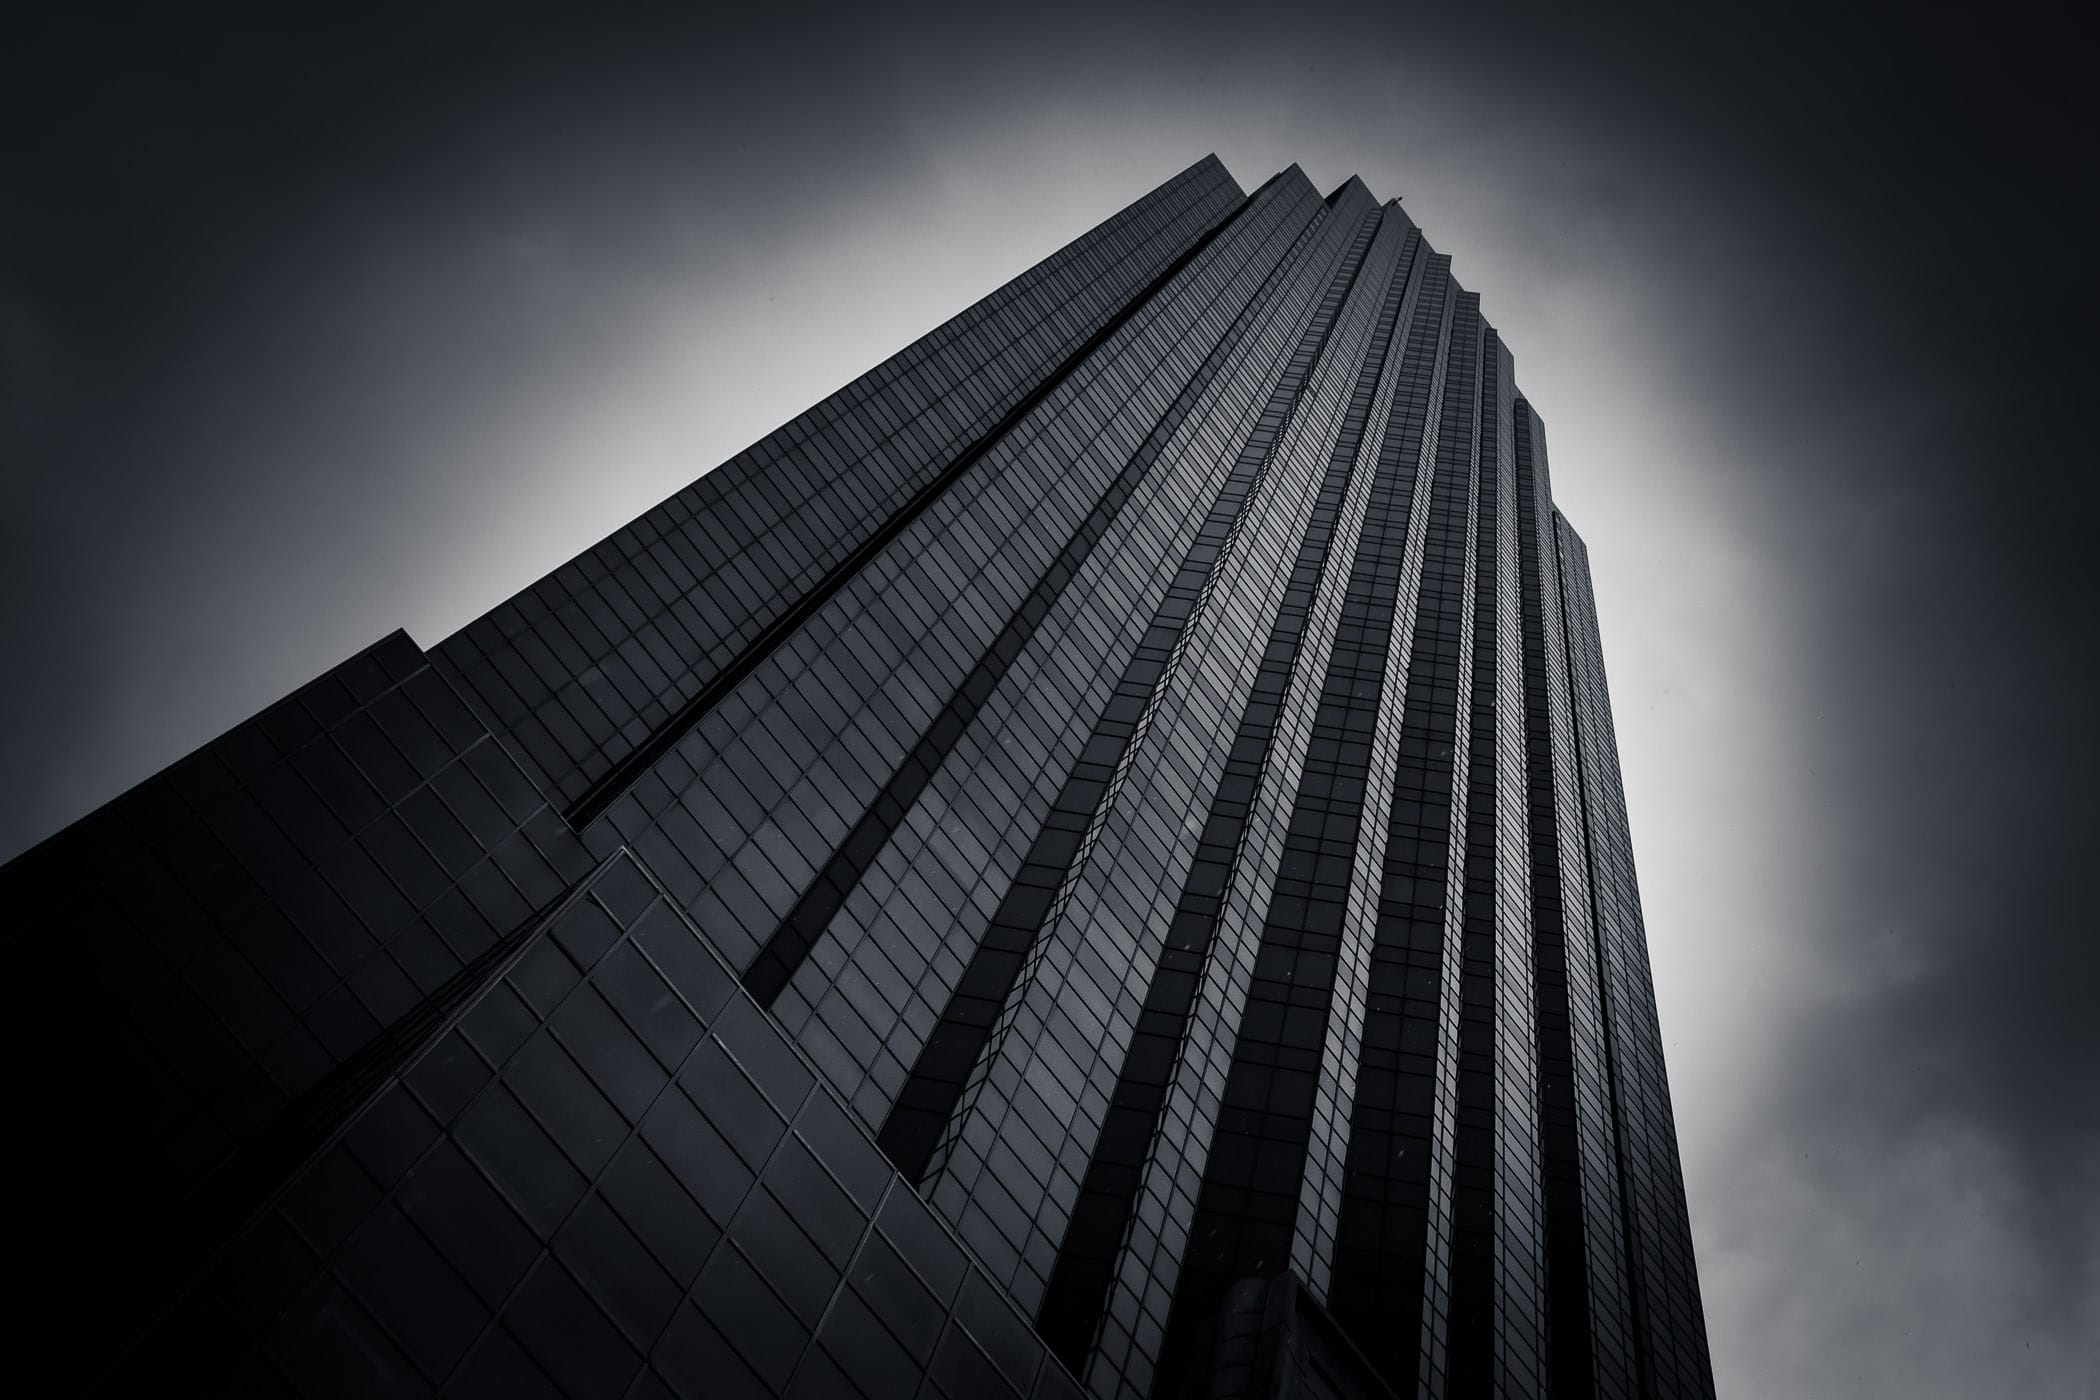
top-left (5, 7), bottom-right (2093, 1394)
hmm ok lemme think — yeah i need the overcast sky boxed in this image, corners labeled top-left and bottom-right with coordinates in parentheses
top-left (4, 4), bottom-right (2094, 1394)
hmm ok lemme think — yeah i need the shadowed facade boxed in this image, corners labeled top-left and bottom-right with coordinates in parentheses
top-left (0, 156), bottom-right (1714, 1399)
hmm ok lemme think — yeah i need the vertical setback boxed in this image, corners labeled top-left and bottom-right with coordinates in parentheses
top-left (1036, 209), bottom-right (1422, 1374)
top-left (877, 201), bottom-right (1386, 1184)
top-left (1150, 247), bottom-right (1453, 1400)
top-left (740, 177), bottom-right (1324, 1010)
top-left (1320, 273), bottom-right (1478, 1398)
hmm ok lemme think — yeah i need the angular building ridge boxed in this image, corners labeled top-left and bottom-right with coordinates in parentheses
top-left (1, 157), bottom-right (1715, 1399)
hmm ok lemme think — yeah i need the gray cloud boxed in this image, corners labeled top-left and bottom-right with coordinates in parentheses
top-left (4, 4), bottom-right (2092, 1393)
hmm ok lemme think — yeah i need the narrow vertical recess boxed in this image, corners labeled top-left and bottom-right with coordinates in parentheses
top-left (1446, 318), bottom-right (1504, 1397)
top-left (1151, 257), bottom-right (1456, 1400)
top-left (1037, 215), bottom-right (1422, 1375)
top-left (876, 206), bottom-right (1386, 1185)
top-left (1321, 287), bottom-right (1481, 1395)
top-left (1518, 403), bottom-right (1602, 1399)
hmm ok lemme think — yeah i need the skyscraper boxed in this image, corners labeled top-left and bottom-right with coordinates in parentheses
top-left (1, 155), bottom-right (1715, 1398)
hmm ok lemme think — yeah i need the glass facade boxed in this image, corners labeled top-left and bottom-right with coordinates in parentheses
top-left (1, 155), bottom-right (1715, 1398)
